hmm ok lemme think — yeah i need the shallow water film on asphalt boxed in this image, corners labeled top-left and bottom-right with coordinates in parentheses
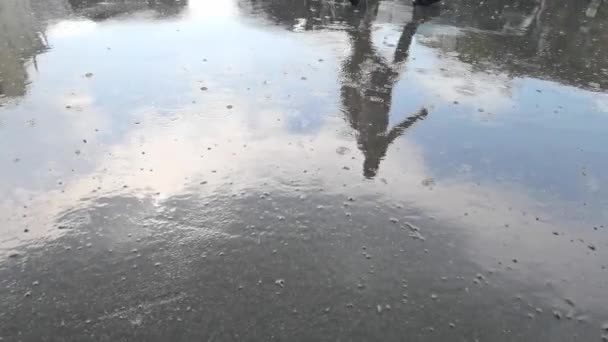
top-left (1, 0), bottom-right (608, 340)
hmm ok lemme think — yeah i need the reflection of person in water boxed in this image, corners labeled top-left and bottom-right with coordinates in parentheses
top-left (341, 5), bottom-right (437, 178)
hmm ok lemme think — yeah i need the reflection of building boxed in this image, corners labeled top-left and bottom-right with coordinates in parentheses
top-left (425, 0), bottom-right (608, 90)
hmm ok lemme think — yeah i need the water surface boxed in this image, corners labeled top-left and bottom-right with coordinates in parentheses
top-left (1, 0), bottom-right (608, 340)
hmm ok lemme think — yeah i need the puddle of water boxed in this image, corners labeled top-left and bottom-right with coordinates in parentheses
top-left (1, 0), bottom-right (607, 340)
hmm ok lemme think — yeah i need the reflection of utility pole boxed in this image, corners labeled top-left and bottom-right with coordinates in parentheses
top-left (341, 6), bottom-right (436, 178)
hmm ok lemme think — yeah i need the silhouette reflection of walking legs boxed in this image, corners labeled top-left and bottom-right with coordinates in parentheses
top-left (340, 6), bottom-right (438, 178)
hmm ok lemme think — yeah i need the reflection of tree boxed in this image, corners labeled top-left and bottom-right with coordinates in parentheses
top-left (0, 0), bottom-right (51, 101)
top-left (426, 0), bottom-right (608, 90)
top-left (68, 0), bottom-right (188, 20)
top-left (240, 0), bottom-right (359, 31)
top-left (0, 0), bottom-right (188, 104)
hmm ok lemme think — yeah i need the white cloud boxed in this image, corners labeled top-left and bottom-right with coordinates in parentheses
top-left (47, 20), bottom-right (98, 38)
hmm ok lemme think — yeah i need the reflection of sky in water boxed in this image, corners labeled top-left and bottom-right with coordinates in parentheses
top-left (0, 14), bottom-right (342, 195)
top-left (2, 3), bottom-right (607, 214)
top-left (2, 1), bottom-right (608, 336)
top-left (380, 34), bottom-right (608, 206)
top-left (1, 1), bottom-right (606, 208)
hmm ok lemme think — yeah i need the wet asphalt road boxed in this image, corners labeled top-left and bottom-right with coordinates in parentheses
top-left (1, 0), bottom-right (608, 341)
